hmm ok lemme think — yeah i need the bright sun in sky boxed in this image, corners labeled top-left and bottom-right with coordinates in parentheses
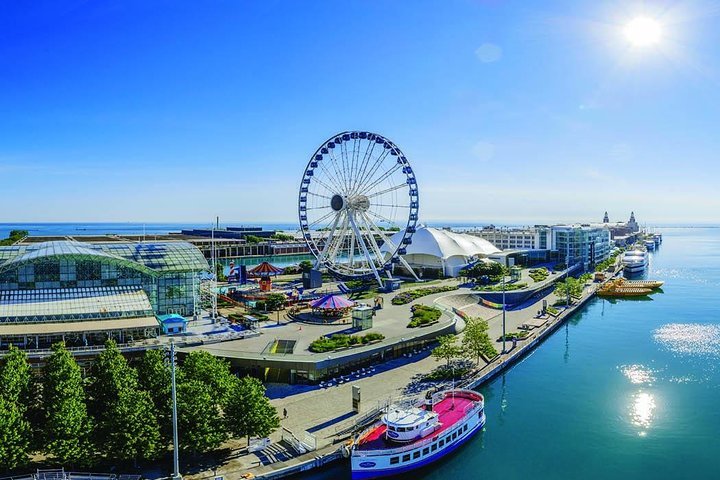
top-left (624, 17), bottom-right (662, 47)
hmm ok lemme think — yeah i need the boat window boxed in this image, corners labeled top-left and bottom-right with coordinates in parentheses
top-left (439, 439), bottom-right (445, 447)
top-left (464, 424), bottom-right (468, 432)
top-left (452, 432), bottom-right (457, 440)
top-left (423, 447), bottom-right (429, 455)
top-left (402, 454), bottom-right (411, 462)
top-left (388, 426), bottom-right (396, 431)
top-left (413, 451), bottom-right (420, 459)
top-left (431, 443), bottom-right (437, 451)
top-left (390, 457), bottom-right (399, 465)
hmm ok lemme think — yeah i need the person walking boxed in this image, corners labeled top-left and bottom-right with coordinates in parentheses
top-left (283, 408), bottom-right (288, 419)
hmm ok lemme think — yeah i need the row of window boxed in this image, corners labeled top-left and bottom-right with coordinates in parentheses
top-left (388, 423), bottom-right (470, 465)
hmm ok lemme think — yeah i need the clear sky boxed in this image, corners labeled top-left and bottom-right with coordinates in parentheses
top-left (2, 0), bottom-right (719, 225)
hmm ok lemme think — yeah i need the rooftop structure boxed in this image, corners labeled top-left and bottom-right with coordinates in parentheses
top-left (382, 226), bottom-right (500, 277)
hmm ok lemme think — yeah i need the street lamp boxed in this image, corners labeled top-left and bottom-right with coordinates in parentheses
top-left (169, 341), bottom-right (182, 480)
top-left (501, 268), bottom-right (506, 354)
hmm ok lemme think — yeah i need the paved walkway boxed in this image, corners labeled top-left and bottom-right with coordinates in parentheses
top-left (186, 281), bottom-right (598, 480)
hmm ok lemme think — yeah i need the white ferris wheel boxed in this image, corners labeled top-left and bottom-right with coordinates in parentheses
top-left (298, 131), bottom-right (419, 286)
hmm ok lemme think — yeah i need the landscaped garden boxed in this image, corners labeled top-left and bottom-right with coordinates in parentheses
top-left (528, 267), bottom-right (550, 282)
top-left (309, 332), bottom-right (385, 353)
top-left (498, 331), bottom-right (530, 341)
top-left (408, 304), bottom-right (442, 328)
top-left (391, 285), bottom-right (459, 305)
top-left (473, 282), bottom-right (528, 292)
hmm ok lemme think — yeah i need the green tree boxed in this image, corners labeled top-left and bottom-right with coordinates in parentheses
top-left (554, 277), bottom-right (584, 301)
top-left (177, 380), bottom-right (227, 456)
top-left (43, 342), bottom-right (93, 467)
top-left (0, 345), bottom-right (33, 410)
top-left (264, 293), bottom-right (286, 311)
top-left (431, 335), bottom-right (464, 366)
top-left (136, 349), bottom-right (175, 443)
top-left (245, 235), bottom-right (262, 244)
top-left (270, 233), bottom-right (294, 241)
top-left (216, 262), bottom-right (227, 282)
top-left (102, 388), bottom-right (161, 465)
top-left (88, 340), bottom-right (138, 417)
top-left (0, 397), bottom-right (31, 471)
top-left (89, 341), bottom-right (162, 464)
top-left (299, 260), bottom-right (313, 273)
top-left (0, 230), bottom-right (28, 246)
top-left (462, 318), bottom-right (497, 364)
top-left (225, 377), bottom-right (280, 442)
top-left (181, 350), bottom-right (236, 406)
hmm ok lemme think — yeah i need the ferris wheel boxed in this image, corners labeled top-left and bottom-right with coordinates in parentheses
top-left (298, 131), bottom-right (419, 286)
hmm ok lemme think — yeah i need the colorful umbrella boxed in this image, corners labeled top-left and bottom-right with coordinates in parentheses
top-left (248, 261), bottom-right (283, 277)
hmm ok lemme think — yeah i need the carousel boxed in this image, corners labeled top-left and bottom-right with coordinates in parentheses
top-left (248, 261), bottom-right (284, 292)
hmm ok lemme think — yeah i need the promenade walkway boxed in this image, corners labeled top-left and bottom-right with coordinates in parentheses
top-left (186, 278), bottom-right (603, 480)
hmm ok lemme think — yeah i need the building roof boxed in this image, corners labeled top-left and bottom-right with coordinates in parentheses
top-left (0, 240), bottom-right (208, 274)
top-left (0, 316), bottom-right (158, 336)
top-left (383, 226), bottom-right (501, 259)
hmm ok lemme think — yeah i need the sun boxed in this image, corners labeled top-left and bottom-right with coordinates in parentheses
top-left (624, 17), bottom-right (662, 47)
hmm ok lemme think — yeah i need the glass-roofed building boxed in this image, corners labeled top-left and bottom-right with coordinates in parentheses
top-left (0, 240), bottom-right (209, 350)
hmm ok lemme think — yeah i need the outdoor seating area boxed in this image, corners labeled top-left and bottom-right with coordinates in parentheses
top-left (318, 367), bottom-right (377, 388)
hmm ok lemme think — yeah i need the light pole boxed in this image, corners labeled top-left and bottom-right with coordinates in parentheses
top-left (501, 268), bottom-right (506, 354)
top-left (170, 341), bottom-right (182, 480)
top-left (565, 252), bottom-right (570, 307)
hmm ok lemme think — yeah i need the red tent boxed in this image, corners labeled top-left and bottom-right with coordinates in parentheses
top-left (248, 261), bottom-right (283, 277)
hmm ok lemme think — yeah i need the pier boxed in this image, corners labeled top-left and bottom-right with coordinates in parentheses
top-left (187, 268), bottom-right (620, 480)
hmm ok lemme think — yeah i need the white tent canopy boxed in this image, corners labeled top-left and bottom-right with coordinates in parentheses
top-left (382, 226), bottom-right (501, 277)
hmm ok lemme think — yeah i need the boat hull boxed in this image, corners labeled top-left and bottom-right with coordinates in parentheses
top-left (351, 412), bottom-right (485, 480)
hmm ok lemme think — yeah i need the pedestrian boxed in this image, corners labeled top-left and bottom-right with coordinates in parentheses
top-left (283, 408), bottom-right (288, 419)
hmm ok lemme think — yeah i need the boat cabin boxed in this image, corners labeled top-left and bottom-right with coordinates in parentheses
top-left (383, 406), bottom-right (440, 443)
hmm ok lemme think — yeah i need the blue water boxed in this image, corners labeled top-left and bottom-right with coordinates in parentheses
top-left (303, 228), bottom-right (720, 479)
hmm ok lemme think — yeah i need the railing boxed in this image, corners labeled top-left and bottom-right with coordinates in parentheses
top-left (0, 469), bottom-right (139, 480)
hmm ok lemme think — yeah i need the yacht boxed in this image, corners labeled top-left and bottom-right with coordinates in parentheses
top-left (351, 389), bottom-right (485, 479)
top-left (622, 249), bottom-right (648, 274)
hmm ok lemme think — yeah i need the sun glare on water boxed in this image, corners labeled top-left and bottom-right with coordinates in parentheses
top-left (624, 17), bottom-right (662, 47)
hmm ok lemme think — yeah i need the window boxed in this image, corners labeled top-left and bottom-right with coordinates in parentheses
top-left (390, 457), bottom-right (399, 465)
top-left (464, 424), bottom-right (468, 432)
top-left (422, 447), bottom-right (429, 455)
top-left (388, 426), bottom-right (396, 431)
top-left (402, 454), bottom-right (410, 462)
top-left (431, 444), bottom-right (437, 451)
top-left (439, 439), bottom-right (445, 447)
top-left (413, 451), bottom-right (420, 459)
top-left (452, 432), bottom-right (457, 440)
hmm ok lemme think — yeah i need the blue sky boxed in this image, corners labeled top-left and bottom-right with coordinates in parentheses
top-left (2, 0), bottom-right (719, 225)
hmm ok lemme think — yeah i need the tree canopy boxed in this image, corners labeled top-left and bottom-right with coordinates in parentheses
top-left (462, 318), bottom-right (498, 363)
top-left (432, 335), bottom-right (464, 366)
top-left (225, 377), bottom-right (279, 441)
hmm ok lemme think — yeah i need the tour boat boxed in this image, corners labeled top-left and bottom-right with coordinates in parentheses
top-left (351, 389), bottom-right (485, 479)
top-left (622, 249), bottom-right (648, 274)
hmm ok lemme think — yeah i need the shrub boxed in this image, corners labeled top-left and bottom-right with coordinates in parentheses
top-left (308, 333), bottom-right (385, 353)
top-left (498, 331), bottom-right (530, 341)
top-left (528, 267), bottom-right (550, 283)
top-left (391, 285), bottom-right (459, 305)
top-left (408, 305), bottom-right (442, 328)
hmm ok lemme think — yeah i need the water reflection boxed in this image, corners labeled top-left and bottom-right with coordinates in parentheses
top-left (620, 364), bottom-right (655, 385)
top-left (630, 391), bottom-right (656, 436)
top-left (654, 323), bottom-right (720, 356)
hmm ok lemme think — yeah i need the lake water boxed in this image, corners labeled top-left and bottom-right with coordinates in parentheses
top-left (302, 227), bottom-right (720, 479)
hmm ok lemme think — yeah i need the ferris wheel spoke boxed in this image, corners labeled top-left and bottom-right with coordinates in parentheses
top-left (358, 213), bottom-right (387, 266)
top-left (348, 213), bottom-right (383, 285)
top-left (352, 140), bottom-right (377, 195)
top-left (366, 208), bottom-right (399, 227)
top-left (328, 214), bottom-right (349, 265)
top-left (372, 203), bottom-right (410, 208)
top-left (304, 205), bottom-right (330, 211)
top-left (367, 183), bottom-right (407, 199)
top-left (311, 175), bottom-right (343, 197)
top-left (307, 209), bottom-right (336, 230)
top-left (356, 148), bottom-right (392, 194)
top-left (315, 161), bottom-right (346, 193)
top-left (315, 210), bottom-right (344, 266)
top-left (306, 192), bottom-right (333, 200)
top-left (327, 148), bottom-right (350, 194)
top-left (360, 163), bottom-right (402, 197)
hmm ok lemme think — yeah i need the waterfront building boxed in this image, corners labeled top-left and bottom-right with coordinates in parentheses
top-left (470, 225), bottom-right (552, 251)
top-left (0, 239), bottom-right (209, 350)
top-left (552, 224), bottom-right (612, 270)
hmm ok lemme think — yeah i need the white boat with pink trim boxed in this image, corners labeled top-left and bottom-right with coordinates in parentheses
top-left (351, 388), bottom-right (485, 479)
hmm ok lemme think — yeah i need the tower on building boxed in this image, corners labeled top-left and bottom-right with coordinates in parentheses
top-left (603, 211), bottom-right (609, 223)
top-left (627, 211), bottom-right (639, 232)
